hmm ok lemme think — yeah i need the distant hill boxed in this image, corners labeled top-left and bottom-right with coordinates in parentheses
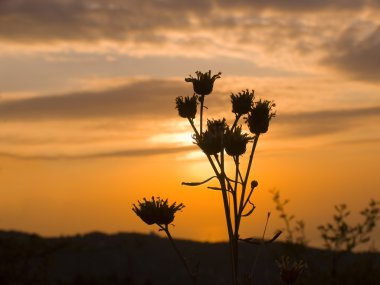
top-left (0, 230), bottom-right (379, 285)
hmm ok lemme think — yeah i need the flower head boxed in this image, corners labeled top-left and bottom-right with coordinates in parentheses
top-left (206, 118), bottom-right (227, 133)
top-left (276, 256), bottom-right (307, 284)
top-left (175, 95), bottom-right (198, 119)
top-left (231, 90), bottom-right (254, 115)
top-left (195, 119), bottom-right (226, 155)
top-left (132, 197), bottom-right (185, 226)
top-left (224, 126), bottom-right (249, 156)
top-left (246, 99), bottom-right (276, 135)
top-left (185, 70), bottom-right (221, 96)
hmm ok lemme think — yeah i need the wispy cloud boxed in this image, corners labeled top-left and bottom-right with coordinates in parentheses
top-left (1, 0), bottom-right (379, 82)
top-left (276, 106), bottom-right (380, 137)
top-left (217, 0), bottom-right (379, 11)
top-left (0, 145), bottom-right (195, 160)
top-left (322, 23), bottom-right (380, 82)
top-left (0, 79), bottom-right (184, 121)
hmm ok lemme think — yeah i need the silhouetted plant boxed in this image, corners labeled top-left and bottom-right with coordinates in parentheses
top-left (133, 197), bottom-right (198, 284)
top-left (276, 255), bottom-right (307, 285)
top-left (177, 70), bottom-right (280, 285)
top-left (318, 199), bottom-right (380, 284)
top-left (270, 189), bottom-right (308, 246)
top-left (133, 71), bottom-right (281, 284)
top-left (318, 199), bottom-right (380, 252)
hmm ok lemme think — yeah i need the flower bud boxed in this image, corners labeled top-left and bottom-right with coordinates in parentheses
top-left (175, 95), bottom-right (198, 119)
top-left (224, 126), bottom-right (249, 156)
top-left (185, 70), bottom-right (221, 96)
top-left (206, 118), bottom-right (227, 134)
top-left (251, 180), bottom-right (258, 189)
top-left (195, 119), bottom-right (226, 155)
top-left (231, 90), bottom-right (254, 115)
top-left (132, 197), bottom-right (185, 226)
top-left (246, 99), bottom-right (276, 135)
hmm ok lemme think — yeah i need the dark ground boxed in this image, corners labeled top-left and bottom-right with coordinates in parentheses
top-left (0, 230), bottom-right (379, 285)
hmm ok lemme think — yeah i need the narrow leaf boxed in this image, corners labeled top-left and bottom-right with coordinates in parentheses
top-left (182, 176), bottom-right (217, 186)
top-left (208, 186), bottom-right (222, 191)
top-left (242, 203), bottom-right (256, 217)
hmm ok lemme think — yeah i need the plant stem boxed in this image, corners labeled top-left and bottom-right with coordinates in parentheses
top-left (236, 135), bottom-right (260, 231)
top-left (232, 156), bottom-right (240, 285)
top-left (233, 156), bottom-right (244, 183)
top-left (199, 95), bottom-right (205, 135)
top-left (250, 212), bottom-right (271, 279)
top-left (189, 112), bottom-right (237, 284)
top-left (220, 146), bottom-right (238, 285)
top-left (159, 224), bottom-right (197, 285)
top-left (231, 114), bottom-right (242, 131)
top-left (233, 156), bottom-right (239, 230)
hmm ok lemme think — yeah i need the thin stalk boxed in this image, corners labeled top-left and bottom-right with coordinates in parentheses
top-left (199, 95), bottom-right (205, 135)
top-left (233, 156), bottom-right (239, 229)
top-left (188, 118), bottom-right (221, 178)
top-left (188, 118), bottom-right (234, 255)
top-left (233, 156), bottom-right (244, 183)
top-left (231, 114), bottom-right (242, 131)
top-left (189, 110), bottom-right (236, 284)
top-left (250, 212), bottom-right (271, 279)
top-left (232, 156), bottom-right (240, 285)
top-left (214, 154), bottom-right (235, 193)
top-left (159, 224), bottom-right (197, 285)
top-left (241, 187), bottom-right (255, 215)
top-left (242, 135), bottom-right (260, 201)
top-left (220, 144), bottom-right (238, 285)
top-left (236, 135), bottom-right (260, 229)
top-left (188, 117), bottom-right (200, 139)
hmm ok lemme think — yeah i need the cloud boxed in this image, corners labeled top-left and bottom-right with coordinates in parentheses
top-left (0, 145), bottom-right (195, 160)
top-left (0, 0), bottom-right (211, 44)
top-left (1, 0), bottom-right (379, 82)
top-left (0, 79), bottom-right (186, 121)
top-left (277, 105), bottom-right (380, 137)
top-left (217, 0), bottom-right (380, 12)
top-left (1, 74), bottom-right (379, 134)
top-left (322, 23), bottom-right (380, 82)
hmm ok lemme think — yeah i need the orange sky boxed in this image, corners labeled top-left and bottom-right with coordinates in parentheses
top-left (0, 0), bottom-right (380, 249)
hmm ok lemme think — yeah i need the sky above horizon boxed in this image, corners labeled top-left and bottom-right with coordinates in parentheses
top-left (1, 0), bottom-right (380, 249)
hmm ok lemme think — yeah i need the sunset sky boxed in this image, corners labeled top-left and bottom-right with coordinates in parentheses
top-left (1, 0), bottom-right (379, 249)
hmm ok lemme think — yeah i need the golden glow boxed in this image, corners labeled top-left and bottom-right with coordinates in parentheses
top-left (1, 0), bottom-right (380, 249)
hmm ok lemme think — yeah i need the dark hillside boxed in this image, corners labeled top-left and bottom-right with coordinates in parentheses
top-left (0, 230), bottom-right (379, 285)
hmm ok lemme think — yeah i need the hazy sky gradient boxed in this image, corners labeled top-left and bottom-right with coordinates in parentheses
top-left (1, 0), bottom-right (379, 248)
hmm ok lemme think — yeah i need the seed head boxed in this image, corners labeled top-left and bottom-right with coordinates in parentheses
top-left (132, 197), bottom-right (185, 226)
top-left (175, 95), bottom-right (198, 119)
top-left (231, 90), bottom-right (254, 115)
top-left (224, 126), bottom-right (249, 156)
top-left (185, 70), bottom-right (221, 96)
top-left (246, 99), bottom-right (276, 135)
top-left (195, 119), bottom-right (226, 155)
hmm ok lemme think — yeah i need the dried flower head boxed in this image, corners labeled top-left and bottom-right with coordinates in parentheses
top-left (276, 256), bottom-right (307, 284)
top-left (207, 118), bottom-right (227, 133)
top-left (132, 197), bottom-right (185, 226)
top-left (185, 70), bottom-right (221, 96)
top-left (231, 90), bottom-right (254, 115)
top-left (224, 126), bottom-right (249, 156)
top-left (175, 95), bottom-right (198, 119)
top-left (246, 99), bottom-right (276, 135)
top-left (195, 119), bottom-right (226, 155)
